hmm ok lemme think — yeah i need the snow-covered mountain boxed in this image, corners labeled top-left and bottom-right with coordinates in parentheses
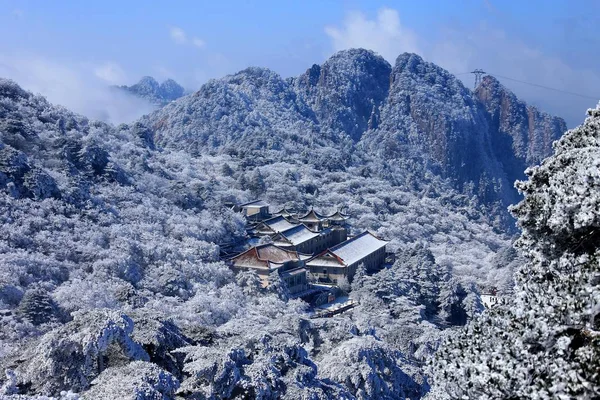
top-left (114, 76), bottom-right (185, 106)
top-left (0, 49), bottom-right (572, 399)
top-left (143, 50), bottom-right (566, 225)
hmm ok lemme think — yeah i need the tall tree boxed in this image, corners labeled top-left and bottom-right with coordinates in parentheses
top-left (429, 105), bottom-right (600, 398)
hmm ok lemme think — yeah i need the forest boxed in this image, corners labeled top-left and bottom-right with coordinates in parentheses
top-left (0, 48), bottom-right (598, 399)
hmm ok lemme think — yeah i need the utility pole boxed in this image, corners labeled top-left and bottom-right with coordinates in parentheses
top-left (471, 69), bottom-right (486, 89)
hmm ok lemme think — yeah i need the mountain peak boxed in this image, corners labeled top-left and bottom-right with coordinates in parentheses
top-left (475, 73), bottom-right (566, 166)
top-left (116, 76), bottom-right (185, 106)
top-left (138, 76), bottom-right (159, 87)
top-left (292, 48), bottom-right (391, 141)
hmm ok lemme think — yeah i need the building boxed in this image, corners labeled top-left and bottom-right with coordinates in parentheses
top-left (250, 214), bottom-right (346, 256)
top-left (297, 209), bottom-right (327, 231)
top-left (481, 287), bottom-right (499, 308)
top-left (306, 231), bottom-right (388, 284)
top-left (324, 210), bottom-right (349, 227)
top-left (228, 244), bottom-right (310, 295)
top-left (271, 224), bottom-right (326, 255)
top-left (251, 215), bottom-right (298, 236)
top-left (240, 200), bottom-right (270, 221)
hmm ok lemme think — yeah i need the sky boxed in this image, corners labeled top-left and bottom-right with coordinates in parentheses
top-left (0, 0), bottom-right (598, 127)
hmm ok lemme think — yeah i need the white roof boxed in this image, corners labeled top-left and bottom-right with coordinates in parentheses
top-left (264, 216), bottom-right (298, 232)
top-left (306, 256), bottom-right (344, 267)
top-left (280, 225), bottom-right (319, 245)
top-left (241, 200), bottom-right (269, 208)
top-left (329, 231), bottom-right (387, 266)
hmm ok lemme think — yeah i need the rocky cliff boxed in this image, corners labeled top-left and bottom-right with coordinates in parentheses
top-left (141, 49), bottom-right (567, 219)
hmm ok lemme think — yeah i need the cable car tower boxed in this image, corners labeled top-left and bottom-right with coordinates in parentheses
top-left (471, 69), bottom-right (486, 89)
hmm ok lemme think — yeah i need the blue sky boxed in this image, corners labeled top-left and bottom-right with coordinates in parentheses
top-left (0, 0), bottom-right (598, 126)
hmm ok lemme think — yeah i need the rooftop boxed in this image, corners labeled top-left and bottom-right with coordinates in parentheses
top-left (330, 231), bottom-right (388, 266)
top-left (297, 209), bottom-right (327, 222)
top-left (326, 210), bottom-right (349, 221)
top-left (262, 215), bottom-right (298, 232)
top-left (278, 224), bottom-right (321, 245)
top-left (230, 243), bottom-right (302, 270)
top-left (240, 200), bottom-right (270, 208)
top-left (307, 231), bottom-right (388, 267)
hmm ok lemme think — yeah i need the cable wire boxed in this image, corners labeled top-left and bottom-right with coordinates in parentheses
top-left (486, 73), bottom-right (598, 101)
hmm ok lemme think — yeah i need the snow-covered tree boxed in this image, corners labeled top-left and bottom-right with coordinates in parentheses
top-left (429, 105), bottom-right (600, 399)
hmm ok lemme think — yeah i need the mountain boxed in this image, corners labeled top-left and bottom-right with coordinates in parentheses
top-left (143, 67), bottom-right (324, 156)
top-left (143, 49), bottom-right (566, 226)
top-left (115, 76), bottom-right (185, 106)
top-left (0, 49), bottom-right (568, 399)
top-left (0, 75), bottom-right (517, 399)
top-left (475, 75), bottom-right (567, 181)
top-left (290, 48), bottom-right (392, 141)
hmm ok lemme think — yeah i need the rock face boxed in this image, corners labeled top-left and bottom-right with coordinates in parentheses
top-left (475, 75), bottom-right (567, 181)
top-left (116, 77), bottom-right (185, 106)
top-left (363, 53), bottom-right (508, 203)
top-left (142, 49), bottom-right (567, 212)
top-left (291, 49), bottom-right (392, 140)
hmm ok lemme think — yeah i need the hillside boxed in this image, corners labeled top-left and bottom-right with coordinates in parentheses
top-left (0, 58), bottom-right (526, 398)
top-left (144, 50), bottom-right (566, 228)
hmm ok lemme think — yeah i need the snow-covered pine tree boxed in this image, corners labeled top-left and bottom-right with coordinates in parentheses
top-left (428, 105), bottom-right (600, 399)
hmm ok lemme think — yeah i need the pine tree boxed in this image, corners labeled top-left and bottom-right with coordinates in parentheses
top-left (17, 286), bottom-right (62, 326)
top-left (429, 105), bottom-right (600, 399)
top-left (248, 168), bottom-right (266, 197)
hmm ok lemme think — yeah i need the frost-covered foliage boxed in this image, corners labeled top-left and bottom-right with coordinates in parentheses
top-left (0, 47), bottom-right (568, 399)
top-left (83, 361), bottom-right (179, 400)
top-left (428, 105), bottom-right (600, 399)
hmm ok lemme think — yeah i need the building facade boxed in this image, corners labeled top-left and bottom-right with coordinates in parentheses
top-left (228, 244), bottom-right (309, 296)
top-left (306, 231), bottom-right (388, 284)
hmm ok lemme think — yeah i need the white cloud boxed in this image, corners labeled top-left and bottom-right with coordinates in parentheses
top-left (93, 62), bottom-right (126, 84)
top-left (170, 26), bottom-right (187, 44)
top-left (325, 8), bottom-right (421, 63)
top-left (192, 37), bottom-right (205, 48)
top-left (0, 53), bottom-right (156, 124)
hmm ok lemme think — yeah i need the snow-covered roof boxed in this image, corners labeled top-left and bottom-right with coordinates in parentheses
top-left (271, 206), bottom-right (295, 216)
top-left (279, 224), bottom-right (320, 245)
top-left (297, 209), bottom-right (326, 222)
top-left (308, 231), bottom-right (388, 267)
top-left (325, 210), bottom-right (349, 222)
top-left (330, 231), bottom-right (388, 266)
top-left (262, 215), bottom-right (298, 232)
top-left (230, 244), bottom-right (301, 270)
top-left (306, 254), bottom-right (345, 267)
top-left (240, 200), bottom-right (270, 208)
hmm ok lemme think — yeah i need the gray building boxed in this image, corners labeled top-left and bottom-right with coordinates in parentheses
top-left (306, 231), bottom-right (388, 284)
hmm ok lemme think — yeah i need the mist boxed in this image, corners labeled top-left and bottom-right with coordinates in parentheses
top-left (0, 53), bottom-right (157, 125)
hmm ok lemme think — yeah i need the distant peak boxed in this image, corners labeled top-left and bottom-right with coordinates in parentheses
top-left (116, 76), bottom-right (185, 106)
top-left (228, 67), bottom-right (283, 86)
top-left (138, 76), bottom-right (159, 86)
top-left (325, 48), bottom-right (391, 68)
top-left (394, 52), bottom-right (424, 67)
